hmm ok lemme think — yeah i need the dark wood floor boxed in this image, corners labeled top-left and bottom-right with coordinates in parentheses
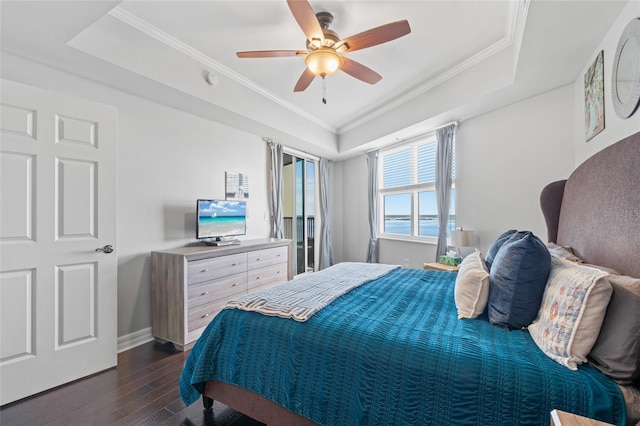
top-left (0, 341), bottom-right (265, 426)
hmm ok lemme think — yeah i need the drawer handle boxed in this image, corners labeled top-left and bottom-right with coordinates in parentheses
top-left (202, 313), bottom-right (210, 318)
top-left (232, 282), bottom-right (238, 287)
top-left (277, 270), bottom-right (281, 274)
top-left (201, 268), bottom-right (208, 273)
top-left (256, 258), bottom-right (261, 261)
top-left (255, 276), bottom-right (261, 280)
top-left (231, 262), bottom-right (237, 266)
top-left (277, 254), bottom-right (281, 257)
top-left (201, 291), bottom-right (209, 296)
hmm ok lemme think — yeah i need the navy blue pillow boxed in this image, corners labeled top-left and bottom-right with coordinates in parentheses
top-left (484, 230), bottom-right (517, 269)
top-left (487, 231), bottom-right (551, 330)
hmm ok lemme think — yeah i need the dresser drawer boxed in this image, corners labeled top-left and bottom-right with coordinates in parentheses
top-left (248, 262), bottom-right (288, 291)
top-left (187, 253), bottom-right (247, 285)
top-left (187, 272), bottom-right (248, 308)
top-left (247, 246), bottom-right (288, 270)
top-left (187, 292), bottom-right (244, 332)
top-left (152, 240), bottom-right (291, 350)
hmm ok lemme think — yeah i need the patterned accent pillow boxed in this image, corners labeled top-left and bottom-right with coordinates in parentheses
top-left (546, 242), bottom-right (583, 263)
top-left (529, 256), bottom-right (613, 370)
top-left (454, 249), bottom-right (490, 319)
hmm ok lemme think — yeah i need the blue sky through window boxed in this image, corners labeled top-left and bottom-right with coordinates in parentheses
top-left (294, 159), bottom-right (315, 216)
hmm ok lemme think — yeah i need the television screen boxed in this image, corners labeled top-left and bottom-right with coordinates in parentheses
top-left (196, 199), bottom-right (247, 240)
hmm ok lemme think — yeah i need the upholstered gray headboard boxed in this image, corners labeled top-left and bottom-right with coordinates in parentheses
top-left (540, 131), bottom-right (640, 278)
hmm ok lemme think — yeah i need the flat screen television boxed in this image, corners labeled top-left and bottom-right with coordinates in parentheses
top-left (196, 199), bottom-right (246, 244)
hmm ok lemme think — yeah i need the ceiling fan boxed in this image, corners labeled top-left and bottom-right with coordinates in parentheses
top-left (236, 0), bottom-right (411, 94)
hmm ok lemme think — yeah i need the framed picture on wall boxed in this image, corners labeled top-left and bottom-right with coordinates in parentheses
top-left (584, 50), bottom-right (605, 142)
top-left (226, 172), bottom-right (249, 200)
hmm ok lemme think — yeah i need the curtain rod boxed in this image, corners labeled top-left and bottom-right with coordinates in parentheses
top-left (263, 137), bottom-right (320, 162)
top-left (366, 120), bottom-right (460, 154)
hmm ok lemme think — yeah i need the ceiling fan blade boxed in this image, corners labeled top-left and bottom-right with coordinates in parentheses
top-left (286, 0), bottom-right (324, 46)
top-left (236, 50), bottom-right (307, 58)
top-left (340, 58), bottom-right (382, 85)
top-left (294, 68), bottom-right (316, 92)
top-left (335, 20), bottom-right (411, 53)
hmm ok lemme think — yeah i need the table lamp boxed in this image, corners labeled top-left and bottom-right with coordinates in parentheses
top-left (451, 229), bottom-right (475, 258)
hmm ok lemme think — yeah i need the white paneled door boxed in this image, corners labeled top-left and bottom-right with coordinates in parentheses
top-left (0, 80), bottom-right (117, 405)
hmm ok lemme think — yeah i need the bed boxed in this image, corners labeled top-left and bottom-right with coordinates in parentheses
top-left (180, 131), bottom-right (640, 425)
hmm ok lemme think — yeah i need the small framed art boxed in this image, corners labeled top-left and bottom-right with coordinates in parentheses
top-left (584, 50), bottom-right (605, 142)
top-left (225, 172), bottom-right (249, 200)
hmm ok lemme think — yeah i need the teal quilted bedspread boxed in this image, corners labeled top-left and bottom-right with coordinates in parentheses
top-left (180, 267), bottom-right (626, 425)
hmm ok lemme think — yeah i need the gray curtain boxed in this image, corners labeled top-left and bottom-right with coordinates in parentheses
top-left (319, 158), bottom-right (333, 269)
top-left (268, 141), bottom-right (284, 239)
top-left (366, 151), bottom-right (379, 263)
top-left (435, 123), bottom-right (457, 260)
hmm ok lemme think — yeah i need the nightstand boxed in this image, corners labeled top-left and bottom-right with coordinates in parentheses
top-left (550, 409), bottom-right (613, 426)
top-left (423, 262), bottom-right (459, 272)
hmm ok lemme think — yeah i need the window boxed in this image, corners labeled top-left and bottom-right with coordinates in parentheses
top-left (378, 135), bottom-right (455, 240)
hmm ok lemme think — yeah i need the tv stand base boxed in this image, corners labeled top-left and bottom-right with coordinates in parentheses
top-left (203, 239), bottom-right (241, 246)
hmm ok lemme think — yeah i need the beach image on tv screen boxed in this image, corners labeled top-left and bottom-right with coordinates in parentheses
top-left (198, 200), bottom-right (246, 238)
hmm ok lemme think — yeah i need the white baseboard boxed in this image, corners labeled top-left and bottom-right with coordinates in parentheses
top-left (117, 327), bottom-right (154, 353)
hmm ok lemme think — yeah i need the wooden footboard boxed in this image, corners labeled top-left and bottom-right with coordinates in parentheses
top-left (203, 381), bottom-right (320, 426)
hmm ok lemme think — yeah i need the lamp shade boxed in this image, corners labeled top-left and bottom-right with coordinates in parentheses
top-left (451, 230), bottom-right (475, 247)
top-left (305, 49), bottom-right (342, 77)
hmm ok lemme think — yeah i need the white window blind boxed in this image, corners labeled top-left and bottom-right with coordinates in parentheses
top-left (379, 139), bottom-right (455, 191)
top-left (377, 135), bottom-right (456, 239)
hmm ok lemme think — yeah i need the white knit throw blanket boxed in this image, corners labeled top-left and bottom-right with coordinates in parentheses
top-left (223, 262), bottom-right (400, 322)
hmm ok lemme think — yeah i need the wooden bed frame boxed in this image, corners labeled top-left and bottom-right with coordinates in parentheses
top-left (203, 381), bottom-right (318, 426)
top-left (202, 131), bottom-right (640, 425)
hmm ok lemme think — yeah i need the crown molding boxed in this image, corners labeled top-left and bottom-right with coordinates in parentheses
top-left (108, 2), bottom-right (527, 138)
top-left (108, 6), bottom-right (336, 133)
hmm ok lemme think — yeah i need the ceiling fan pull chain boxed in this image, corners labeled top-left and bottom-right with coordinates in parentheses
top-left (322, 77), bottom-right (327, 104)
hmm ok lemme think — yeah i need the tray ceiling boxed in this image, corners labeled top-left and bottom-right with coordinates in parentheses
top-left (0, 1), bottom-right (627, 158)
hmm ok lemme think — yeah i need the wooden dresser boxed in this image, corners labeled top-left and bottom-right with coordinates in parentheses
top-left (151, 238), bottom-right (293, 350)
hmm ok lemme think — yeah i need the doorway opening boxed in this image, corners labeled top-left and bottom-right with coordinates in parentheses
top-left (283, 152), bottom-right (317, 276)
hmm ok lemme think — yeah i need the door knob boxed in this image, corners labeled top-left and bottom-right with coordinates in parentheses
top-left (95, 245), bottom-right (114, 254)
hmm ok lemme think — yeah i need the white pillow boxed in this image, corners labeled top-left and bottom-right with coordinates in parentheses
top-left (529, 256), bottom-right (613, 370)
top-left (454, 249), bottom-right (490, 319)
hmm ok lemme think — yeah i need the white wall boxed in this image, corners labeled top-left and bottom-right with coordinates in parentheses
top-left (1, 54), bottom-right (271, 338)
top-left (456, 86), bottom-right (575, 254)
top-left (117, 100), bottom-right (270, 336)
top-left (336, 85), bottom-right (576, 265)
top-left (329, 160), bottom-right (344, 263)
top-left (573, 1), bottom-right (640, 165)
top-left (338, 155), bottom-right (369, 263)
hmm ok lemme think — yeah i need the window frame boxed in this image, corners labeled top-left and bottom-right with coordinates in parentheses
top-left (377, 134), bottom-right (456, 243)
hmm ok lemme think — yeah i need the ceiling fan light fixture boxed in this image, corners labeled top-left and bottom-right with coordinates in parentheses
top-left (235, 1), bottom-right (411, 92)
top-left (305, 49), bottom-right (343, 77)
